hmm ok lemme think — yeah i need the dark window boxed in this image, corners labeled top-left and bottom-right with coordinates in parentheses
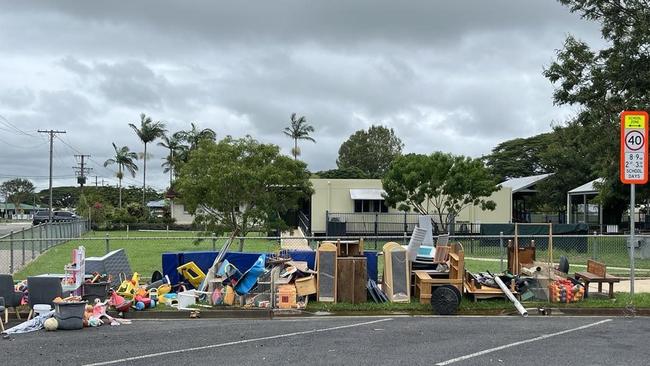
top-left (354, 199), bottom-right (388, 213)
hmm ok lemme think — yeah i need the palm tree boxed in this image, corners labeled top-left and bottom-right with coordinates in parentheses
top-left (104, 143), bottom-right (138, 209)
top-left (129, 113), bottom-right (167, 205)
top-left (157, 132), bottom-right (186, 188)
top-left (177, 122), bottom-right (216, 151)
top-left (283, 113), bottom-right (315, 159)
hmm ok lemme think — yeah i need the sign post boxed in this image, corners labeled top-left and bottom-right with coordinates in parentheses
top-left (620, 111), bottom-right (649, 298)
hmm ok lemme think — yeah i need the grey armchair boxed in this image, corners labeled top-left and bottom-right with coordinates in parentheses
top-left (27, 276), bottom-right (66, 320)
top-left (0, 274), bottom-right (22, 323)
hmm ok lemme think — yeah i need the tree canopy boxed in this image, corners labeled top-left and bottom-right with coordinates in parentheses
top-left (176, 136), bottom-right (313, 236)
top-left (104, 142), bottom-right (139, 208)
top-left (0, 178), bottom-right (35, 213)
top-left (482, 132), bottom-right (554, 182)
top-left (337, 125), bottom-right (404, 179)
top-left (314, 167), bottom-right (370, 179)
top-left (382, 152), bottom-right (499, 231)
top-left (543, 0), bottom-right (650, 222)
top-left (129, 113), bottom-right (166, 205)
top-left (283, 113), bottom-right (315, 160)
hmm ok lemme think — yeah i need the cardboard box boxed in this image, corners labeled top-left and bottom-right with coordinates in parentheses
top-left (295, 275), bottom-right (317, 296)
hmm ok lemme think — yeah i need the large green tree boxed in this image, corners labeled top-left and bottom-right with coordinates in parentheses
top-left (383, 152), bottom-right (499, 231)
top-left (314, 167), bottom-right (370, 179)
top-left (176, 136), bottom-right (313, 236)
top-left (0, 178), bottom-right (35, 214)
top-left (103, 143), bottom-right (139, 209)
top-left (129, 113), bottom-right (166, 206)
top-left (337, 125), bottom-right (404, 179)
top-left (482, 132), bottom-right (555, 182)
top-left (544, 0), bottom-right (650, 222)
top-left (283, 113), bottom-right (315, 160)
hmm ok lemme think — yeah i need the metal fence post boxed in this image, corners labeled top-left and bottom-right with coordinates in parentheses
top-left (499, 231), bottom-right (504, 272)
top-left (21, 228), bottom-right (25, 266)
top-left (404, 211), bottom-right (408, 234)
top-left (105, 233), bottom-right (110, 254)
top-left (9, 230), bottom-right (14, 274)
top-left (374, 213), bottom-right (379, 249)
top-left (212, 233), bottom-right (217, 252)
top-left (30, 227), bottom-right (35, 260)
top-left (592, 231), bottom-right (598, 260)
top-left (325, 210), bottom-right (329, 237)
top-left (39, 224), bottom-right (43, 254)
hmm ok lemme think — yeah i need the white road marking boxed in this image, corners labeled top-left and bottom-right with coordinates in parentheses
top-left (435, 318), bottom-right (612, 366)
top-left (82, 318), bottom-right (392, 366)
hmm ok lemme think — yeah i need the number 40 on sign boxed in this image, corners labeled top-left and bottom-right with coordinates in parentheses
top-left (620, 111), bottom-right (649, 184)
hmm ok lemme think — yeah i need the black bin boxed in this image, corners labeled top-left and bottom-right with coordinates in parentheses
top-left (54, 301), bottom-right (86, 330)
top-left (82, 282), bottom-right (110, 302)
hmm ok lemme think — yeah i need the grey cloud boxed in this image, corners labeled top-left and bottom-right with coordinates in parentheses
top-left (0, 1), bottom-right (605, 190)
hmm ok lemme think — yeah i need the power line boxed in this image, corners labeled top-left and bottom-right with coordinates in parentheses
top-left (73, 154), bottom-right (92, 192)
top-left (38, 129), bottom-right (66, 221)
top-left (56, 135), bottom-right (145, 187)
top-left (0, 114), bottom-right (37, 137)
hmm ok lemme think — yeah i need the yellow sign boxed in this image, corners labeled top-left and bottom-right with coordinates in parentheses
top-left (625, 114), bottom-right (646, 129)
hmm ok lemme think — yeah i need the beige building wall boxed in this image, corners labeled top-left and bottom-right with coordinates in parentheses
top-left (171, 201), bottom-right (195, 225)
top-left (310, 179), bottom-right (403, 233)
top-left (455, 186), bottom-right (512, 224)
top-left (309, 178), bottom-right (512, 233)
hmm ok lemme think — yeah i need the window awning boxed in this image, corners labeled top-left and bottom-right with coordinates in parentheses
top-left (349, 189), bottom-right (386, 200)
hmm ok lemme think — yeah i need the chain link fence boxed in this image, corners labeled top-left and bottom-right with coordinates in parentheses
top-left (0, 220), bottom-right (90, 274)
top-left (1, 228), bottom-right (646, 279)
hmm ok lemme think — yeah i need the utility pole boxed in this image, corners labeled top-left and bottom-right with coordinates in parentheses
top-left (73, 154), bottom-right (92, 194)
top-left (95, 176), bottom-right (98, 187)
top-left (38, 129), bottom-right (66, 222)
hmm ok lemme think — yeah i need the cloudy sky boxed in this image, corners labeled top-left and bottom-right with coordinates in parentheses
top-left (0, 0), bottom-right (603, 192)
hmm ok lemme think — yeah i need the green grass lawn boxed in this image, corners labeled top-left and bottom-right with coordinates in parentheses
top-left (15, 230), bottom-right (282, 280)
top-left (306, 292), bottom-right (650, 313)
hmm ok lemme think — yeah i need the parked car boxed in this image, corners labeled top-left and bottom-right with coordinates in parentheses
top-left (32, 210), bottom-right (79, 225)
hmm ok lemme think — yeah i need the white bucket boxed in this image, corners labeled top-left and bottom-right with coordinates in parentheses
top-left (33, 304), bottom-right (52, 316)
top-left (177, 290), bottom-right (197, 310)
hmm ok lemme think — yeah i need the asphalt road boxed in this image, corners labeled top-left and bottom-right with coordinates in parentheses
top-left (2, 315), bottom-right (649, 366)
top-left (0, 222), bottom-right (32, 237)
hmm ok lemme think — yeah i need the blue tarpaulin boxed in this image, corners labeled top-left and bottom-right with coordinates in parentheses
top-left (162, 250), bottom-right (379, 286)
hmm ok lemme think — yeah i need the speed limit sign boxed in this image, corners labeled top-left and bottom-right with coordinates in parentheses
top-left (620, 111), bottom-right (649, 184)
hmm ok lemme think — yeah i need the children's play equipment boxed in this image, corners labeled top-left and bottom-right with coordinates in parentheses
top-left (116, 272), bottom-right (141, 299)
top-left (62, 246), bottom-right (86, 295)
top-left (177, 262), bottom-right (206, 289)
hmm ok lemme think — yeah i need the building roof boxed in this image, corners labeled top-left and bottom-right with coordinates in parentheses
top-left (0, 202), bottom-right (40, 210)
top-left (146, 200), bottom-right (167, 208)
top-left (349, 189), bottom-right (386, 200)
top-left (568, 178), bottom-right (604, 195)
top-left (500, 173), bottom-right (553, 194)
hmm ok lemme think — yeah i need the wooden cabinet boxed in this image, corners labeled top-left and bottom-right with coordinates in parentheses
top-left (336, 257), bottom-right (367, 304)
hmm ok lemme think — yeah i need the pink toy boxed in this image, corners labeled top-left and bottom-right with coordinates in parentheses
top-left (109, 289), bottom-right (132, 313)
top-left (94, 299), bottom-right (132, 326)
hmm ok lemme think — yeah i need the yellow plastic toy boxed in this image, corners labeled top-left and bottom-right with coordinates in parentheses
top-left (177, 262), bottom-right (206, 289)
top-left (116, 272), bottom-right (141, 299)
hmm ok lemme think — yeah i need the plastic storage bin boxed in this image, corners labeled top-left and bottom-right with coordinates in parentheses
top-left (54, 301), bottom-right (86, 330)
top-left (82, 282), bottom-right (110, 302)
